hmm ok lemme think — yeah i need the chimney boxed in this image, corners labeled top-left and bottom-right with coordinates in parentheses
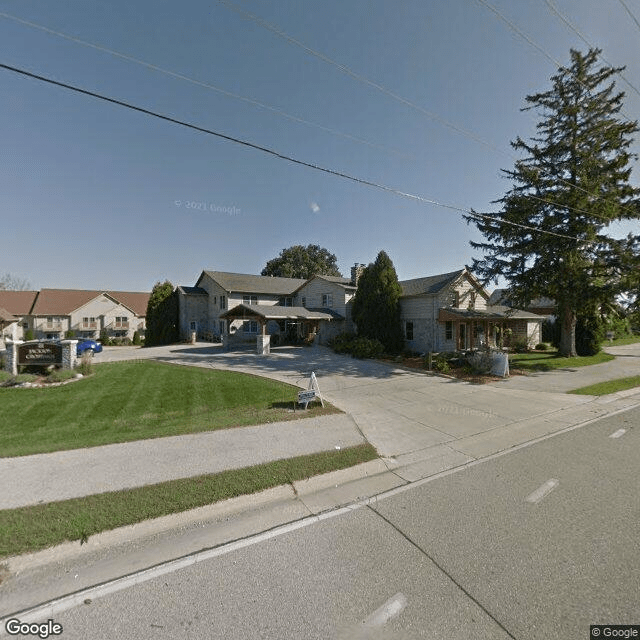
top-left (351, 263), bottom-right (366, 286)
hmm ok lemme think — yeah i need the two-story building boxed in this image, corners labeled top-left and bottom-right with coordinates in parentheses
top-left (0, 289), bottom-right (149, 343)
top-left (177, 265), bottom-right (543, 352)
top-left (178, 270), bottom-right (361, 344)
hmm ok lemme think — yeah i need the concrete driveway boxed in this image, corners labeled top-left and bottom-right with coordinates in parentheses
top-left (100, 342), bottom-right (640, 463)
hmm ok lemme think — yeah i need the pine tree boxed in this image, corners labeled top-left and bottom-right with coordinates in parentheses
top-left (467, 49), bottom-right (639, 356)
top-left (351, 251), bottom-right (404, 354)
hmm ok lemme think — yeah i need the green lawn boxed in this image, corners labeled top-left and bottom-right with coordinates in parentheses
top-left (568, 376), bottom-right (640, 396)
top-left (509, 350), bottom-right (615, 371)
top-left (0, 361), bottom-right (339, 457)
top-left (606, 335), bottom-right (640, 346)
top-left (0, 443), bottom-right (378, 559)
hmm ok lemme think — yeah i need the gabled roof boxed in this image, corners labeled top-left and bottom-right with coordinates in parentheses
top-left (30, 289), bottom-right (149, 316)
top-left (0, 290), bottom-right (39, 315)
top-left (107, 291), bottom-right (150, 316)
top-left (177, 286), bottom-right (208, 296)
top-left (0, 307), bottom-right (18, 322)
top-left (399, 269), bottom-right (466, 297)
top-left (439, 305), bottom-right (545, 321)
top-left (292, 274), bottom-right (356, 295)
top-left (199, 271), bottom-right (306, 295)
top-left (220, 304), bottom-right (341, 321)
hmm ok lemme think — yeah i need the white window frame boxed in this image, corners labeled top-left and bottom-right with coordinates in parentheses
top-left (322, 293), bottom-right (333, 307)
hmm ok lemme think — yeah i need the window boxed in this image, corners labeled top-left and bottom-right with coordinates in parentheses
top-left (405, 321), bottom-right (414, 341)
top-left (220, 295), bottom-right (226, 310)
top-left (322, 293), bottom-right (333, 307)
top-left (47, 316), bottom-right (53, 325)
top-left (219, 320), bottom-right (225, 334)
top-left (213, 296), bottom-right (217, 306)
top-left (301, 296), bottom-right (306, 307)
top-left (243, 295), bottom-right (258, 305)
top-left (454, 292), bottom-right (460, 307)
top-left (445, 321), bottom-right (453, 340)
top-left (190, 321), bottom-right (197, 331)
top-left (278, 297), bottom-right (293, 307)
top-left (242, 320), bottom-right (258, 333)
top-left (469, 292), bottom-right (476, 310)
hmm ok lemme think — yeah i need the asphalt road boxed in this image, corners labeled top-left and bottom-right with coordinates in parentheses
top-left (26, 407), bottom-right (640, 639)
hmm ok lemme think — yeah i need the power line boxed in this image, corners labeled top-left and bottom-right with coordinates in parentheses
top-left (0, 11), bottom-right (414, 161)
top-left (544, 0), bottom-right (640, 99)
top-left (475, 0), bottom-right (564, 68)
top-left (475, 0), bottom-right (640, 219)
top-left (2, 9), bottom-right (626, 225)
top-left (219, 0), bottom-right (632, 225)
top-left (217, 0), bottom-right (505, 155)
top-left (0, 61), bottom-right (583, 242)
top-left (617, 0), bottom-right (640, 33)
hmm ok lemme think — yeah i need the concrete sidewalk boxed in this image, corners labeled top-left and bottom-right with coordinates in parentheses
top-left (2, 345), bottom-right (639, 509)
top-left (2, 343), bottom-right (640, 617)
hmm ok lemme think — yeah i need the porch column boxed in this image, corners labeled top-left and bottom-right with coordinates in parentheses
top-left (257, 319), bottom-right (270, 355)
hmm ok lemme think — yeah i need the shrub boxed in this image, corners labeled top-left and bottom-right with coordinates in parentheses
top-left (431, 353), bottom-right (455, 373)
top-left (466, 349), bottom-right (494, 374)
top-left (24, 329), bottom-right (34, 341)
top-left (47, 369), bottom-right (76, 383)
top-left (76, 351), bottom-right (94, 376)
top-left (349, 337), bottom-right (384, 359)
top-left (132, 331), bottom-right (141, 346)
top-left (329, 332), bottom-right (356, 355)
top-left (535, 343), bottom-right (548, 351)
top-left (576, 315), bottom-right (604, 356)
top-left (511, 340), bottom-right (529, 353)
top-left (99, 329), bottom-right (110, 346)
top-left (65, 330), bottom-right (76, 339)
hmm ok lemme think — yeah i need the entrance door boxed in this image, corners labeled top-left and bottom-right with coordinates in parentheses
top-left (459, 323), bottom-right (468, 350)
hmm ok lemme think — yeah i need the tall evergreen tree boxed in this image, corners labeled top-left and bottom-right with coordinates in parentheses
top-left (145, 281), bottom-right (179, 346)
top-left (466, 49), bottom-right (639, 356)
top-left (351, 251), bottom-right (404, 354)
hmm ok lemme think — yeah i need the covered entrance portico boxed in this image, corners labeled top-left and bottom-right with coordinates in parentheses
top-left (220, 304), bottom-right (337, 354)
top-left (438, 307), bottom-right (543, 351)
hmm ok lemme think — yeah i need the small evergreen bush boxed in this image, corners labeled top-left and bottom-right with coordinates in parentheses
top-left (349, 337), bottom-right (384, 359)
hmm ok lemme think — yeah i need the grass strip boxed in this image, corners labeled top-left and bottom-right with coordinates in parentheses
top-left (0, 361), bottom-right (340, 457)
top-left (567, 376), bottom-right (640, 396)
top-left (509, 351), bottom-right (614, 371)
top-left (606, 336), bottom-right (640, 346)
top-left (0, 443), bottom-right (377, 558)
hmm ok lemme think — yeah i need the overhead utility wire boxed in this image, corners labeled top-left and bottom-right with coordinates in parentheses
top-left (2, 10), bottom-right (620, 224)
top-left (218, 0), bottom-right (630, 225)
top-left (0, 62), bottom-right (581, 242)
top-left (544, 0), bottom-right (640, 99)
top-left (617, 0), bottom-right (640, 33)
top-left (0, 12), bottom-right (413, 161)
top-left (217, 0), bottom-right (504, 156)
top-left (475, 0), bottom-right (639, 219)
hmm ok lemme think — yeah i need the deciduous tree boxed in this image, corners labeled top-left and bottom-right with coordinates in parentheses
top-left (261, 245), bottom-right (341, 279)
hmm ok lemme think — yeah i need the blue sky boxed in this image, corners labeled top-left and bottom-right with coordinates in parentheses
top-left (1, 0), bottom-right (639, 291)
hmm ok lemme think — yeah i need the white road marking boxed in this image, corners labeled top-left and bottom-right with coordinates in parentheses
top-left (609, 428), bottom-right (627, 439)
top-left (525, 479), bottom-right (559, 503)
top-left (5, 403), bottom-right (638, 626)
top-left (362, 592), bottom-right (407, 627)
